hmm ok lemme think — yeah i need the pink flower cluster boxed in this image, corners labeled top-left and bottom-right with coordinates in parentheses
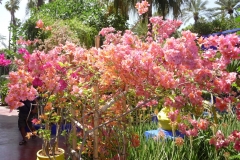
top-left (210, 130), bottom-right (240, 151)
top-left (0, 53), bottom-right (11, 66)
top-left (17, 37), bottom-right (38, 46)
top-left (5, 41), bottom-right (95, 110)
top-left (150, 17), bottom-right (182, 43)
top-left (135, 0), bottom-right (150, 15)
top-left (35, 19), bottom-right (52, 31)
top-left (178, 116), bottom-right (209, 137)
top-left (168, 109), bottom-right (179, 122)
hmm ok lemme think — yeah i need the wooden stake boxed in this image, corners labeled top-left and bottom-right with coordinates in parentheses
top-left (93, 85), bottom-right (99, 160)
top-left (95, 35), bottom-right (100, 48)
top-left (93, 36), bottom-right (100, 159)
top-left (71, 108), bottom-right (77, 160)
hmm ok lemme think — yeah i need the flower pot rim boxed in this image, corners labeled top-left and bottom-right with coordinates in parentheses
top-left (36, 148), bottom-right (65, 158)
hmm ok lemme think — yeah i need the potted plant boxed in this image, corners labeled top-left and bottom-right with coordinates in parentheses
top-left (4, 43), bottom-right (78, 159)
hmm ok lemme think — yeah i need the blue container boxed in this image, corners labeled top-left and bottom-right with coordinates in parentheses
top-left (144, 128), bottom-right (184, 140)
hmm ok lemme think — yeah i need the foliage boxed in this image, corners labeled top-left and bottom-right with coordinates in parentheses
top-left (20, 0), bottom-right (128, 48)
top-left (184, 17), bottom-right (240, 36)
top-left (129, 113), bottom-right (240, 160)
top-left (36, 19), bottom-right (97, 51)
top-left (209, 0), bottom-right (240, 17)
top-left (0, 77), bottom-right (9, 105)
top-left (181, 0), bottom-right (211, 24)
top-left (5, 4), bottom-right (240, 159)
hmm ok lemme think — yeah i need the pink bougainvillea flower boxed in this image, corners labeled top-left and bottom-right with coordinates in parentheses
top-left (168, 109), bottom-right (179, 122)
top-left (17, 37), bottom-right (32, 46)
top-left (99, 27), bottom-right (115, 36)
top-left (197, 119), bottom-right (209, 131)
top-left (35, 19), bottom-right (44, 29)
top-left (32, 77), bottom-right (43, 87)
top-left (44, 26), bottom-right (52, 31)
top-left (59, 79), bottom-right (67, 91)
top-left (215, 97), bottom-right (228, 112)
top-left (18, 48), bottom-right (30, 55)
top-left (32, 118), bottom-right (40, 125)
top-left (71, 85), bottom-right (83, 95)
top-left (135, 0), bottom-right (150, 15)
top-left (234, 140), bottom-right (240, 151)
top-left (0, 53), bottom-right (11, 66)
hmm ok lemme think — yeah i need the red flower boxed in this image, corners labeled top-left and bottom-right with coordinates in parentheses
top-left (234, 140), bottom-right (240, 151)
top-left (131, 134), bottom-right (140, 148)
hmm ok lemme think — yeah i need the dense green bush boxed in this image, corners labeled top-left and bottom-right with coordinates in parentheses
top-left (184, 18), bottom-right (240, 36)
top-left (20, 0), bottom-right (128, 48)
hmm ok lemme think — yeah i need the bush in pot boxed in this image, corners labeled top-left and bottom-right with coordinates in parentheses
top-left (5, 1), bottom-right (240, 159)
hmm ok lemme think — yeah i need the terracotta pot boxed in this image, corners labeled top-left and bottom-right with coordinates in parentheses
top-left (36, 148), bottom-right (65, 160)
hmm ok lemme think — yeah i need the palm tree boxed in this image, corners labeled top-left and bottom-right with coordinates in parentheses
top-left (98, 0), bottom-right (135, 20)
top-left (0, 34), bottom-right (7, 48)
top-left (5, 0), bottom-right (19, 50)
top-left (5, 0), bottom-right (19, 26)
top-left (211, 0), bottom-right (240, 17)
top-left (153, 0), bottom-right (187, 20)
top-left (181, 0), bottom-right (210, 24)
top-left (26, 0), bottom-right (48, 15)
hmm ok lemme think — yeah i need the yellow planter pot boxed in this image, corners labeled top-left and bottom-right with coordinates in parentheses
top-left (157, 107), bottom-right (181, 131)
top-left (36, 148), bottom-right (65, 160)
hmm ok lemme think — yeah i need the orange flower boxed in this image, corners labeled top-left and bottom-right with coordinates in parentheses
top-left (158, 130), bottom-right (165, 139)
top-left (131, 134), bottom-right (140, 148)
top-left (197, 119), bottom-right (209, 131)
top-left (45, 26), bottom-right (52, 31)
top-left (175, 137), bottom-right (184, 146)
top-left (35, 19), bottom-right (44, 29)
top-left (26, 132), bottom-right (32, 139)
top-left (39, 114), bottom-right (47, 120)
top-left (44, 102), bottom-right (52, 111)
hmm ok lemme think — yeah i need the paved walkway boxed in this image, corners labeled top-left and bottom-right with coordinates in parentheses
top-left (0, 106), bottom-right (67, 160)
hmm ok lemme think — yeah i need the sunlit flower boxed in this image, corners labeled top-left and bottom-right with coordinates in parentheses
top-left (175, 137), bottom-right (184, 146)
top-left (135, 0), bottom-right (150, 15)
top-left (197, 119), bottom-right (209, 130)
top-left (35, 19), bottom-right (44, 29)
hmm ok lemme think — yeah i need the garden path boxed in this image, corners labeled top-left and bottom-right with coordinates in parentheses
top-left (0, 106), bottom-right (67, 160)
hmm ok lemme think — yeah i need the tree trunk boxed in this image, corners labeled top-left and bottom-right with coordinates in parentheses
top-left (147, 0), bottom-right (153, 36)
top-left (37, 0), bottom-right (44, 8)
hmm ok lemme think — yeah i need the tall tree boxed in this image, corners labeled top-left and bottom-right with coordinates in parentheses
top-left (211, 0), bottom-right (240, 17)
top-left (5, 0), bottom-right (19, 26)
top-left (0, 34), bottom-right (7, 48)
top-left (99, 0), bottom-right (134, 20)
top-left (153, 0), bottom-right (187, 20)
top-left (181, 0), bottom-right (210, 24)
top-left (5, 0), bottom-right (19, 50)
top-left (26, 0), bottom-right (47, 15)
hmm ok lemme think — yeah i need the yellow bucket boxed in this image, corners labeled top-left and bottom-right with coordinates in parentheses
top-left (157, 107), bottom-right (180, 131)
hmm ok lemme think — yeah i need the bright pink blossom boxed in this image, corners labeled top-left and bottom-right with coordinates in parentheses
top-left (0, 53), bottom-right (11, 66)
top-left (135, 0), bottom-right (150, 15)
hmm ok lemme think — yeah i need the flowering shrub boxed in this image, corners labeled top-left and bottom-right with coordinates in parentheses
top-left (5, 4), bottom-right (240, 158)
top-left (0, 53), bottom-right (11, 66)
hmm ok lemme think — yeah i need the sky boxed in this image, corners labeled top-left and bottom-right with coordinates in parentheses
top-left (0, 0), bottom-right (217, 49)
